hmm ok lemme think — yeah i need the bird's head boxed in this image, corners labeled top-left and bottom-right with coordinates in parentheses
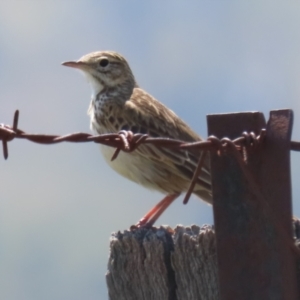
top-left (62, 51), bottom-right (136, 96)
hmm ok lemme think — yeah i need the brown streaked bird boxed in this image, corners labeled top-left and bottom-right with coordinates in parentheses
top-left (62, 51), bottom-right (211, 227)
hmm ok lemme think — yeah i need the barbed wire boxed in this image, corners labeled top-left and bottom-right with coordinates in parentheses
top-left (0, 110), bottom-right (271, 158)
top-left (0, 109), bottom-right (299, 205)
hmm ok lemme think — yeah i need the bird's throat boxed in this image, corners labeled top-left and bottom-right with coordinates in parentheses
top-left (84, 72), bottom-right (104, 97)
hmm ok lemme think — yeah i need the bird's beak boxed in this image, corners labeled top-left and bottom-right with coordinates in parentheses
top-left (61, 61), bottom-right (87, 69)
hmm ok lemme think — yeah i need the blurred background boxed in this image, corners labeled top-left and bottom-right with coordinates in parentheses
top-left (1, 1), bottom-right (300, 299)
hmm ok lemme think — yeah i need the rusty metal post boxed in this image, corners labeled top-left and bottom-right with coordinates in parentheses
top-left (207, 110), bottom-right (298, 300)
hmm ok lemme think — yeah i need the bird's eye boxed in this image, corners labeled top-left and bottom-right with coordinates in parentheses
top-left (99, 58), bottom-right (109, 67)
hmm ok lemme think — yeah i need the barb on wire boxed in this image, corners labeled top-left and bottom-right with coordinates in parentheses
top-left (183, 151), bottom-right (208, 205)
top-left (0, 110), bottom-right (19, 159)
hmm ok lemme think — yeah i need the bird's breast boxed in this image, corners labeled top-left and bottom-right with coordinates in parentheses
top-left (90, 98), bottom-right (137, 136)
top-left (89, 96), bottom-right (118, 133)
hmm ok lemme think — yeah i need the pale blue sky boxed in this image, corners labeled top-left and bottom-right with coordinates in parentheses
top-left (1, 1), bottom-right (300, 299)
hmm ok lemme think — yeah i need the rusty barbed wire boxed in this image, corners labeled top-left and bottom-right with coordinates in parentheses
top-left (0, 109), bottom-right (299, 206)
top-left (0, 110), bottom-right (273, 159)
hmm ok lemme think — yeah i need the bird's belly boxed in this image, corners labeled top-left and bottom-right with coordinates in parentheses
top-left (100, 144), bottom-right (187, 194)
top-left (100, 145), bottom-right (157, 188)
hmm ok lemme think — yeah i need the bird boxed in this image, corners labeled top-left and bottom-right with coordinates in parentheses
top-left (62, 51), bottom-right (211, 227)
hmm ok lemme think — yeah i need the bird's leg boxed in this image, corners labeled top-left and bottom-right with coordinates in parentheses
top-left (136, 193), bottom-right (180, 228)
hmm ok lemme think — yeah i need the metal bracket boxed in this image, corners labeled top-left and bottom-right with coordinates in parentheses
top-left (207, 109), bottom-right (298, 300)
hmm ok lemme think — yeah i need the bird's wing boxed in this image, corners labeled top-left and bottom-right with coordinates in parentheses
top-left (122, 88), bottom-right (211, 193)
